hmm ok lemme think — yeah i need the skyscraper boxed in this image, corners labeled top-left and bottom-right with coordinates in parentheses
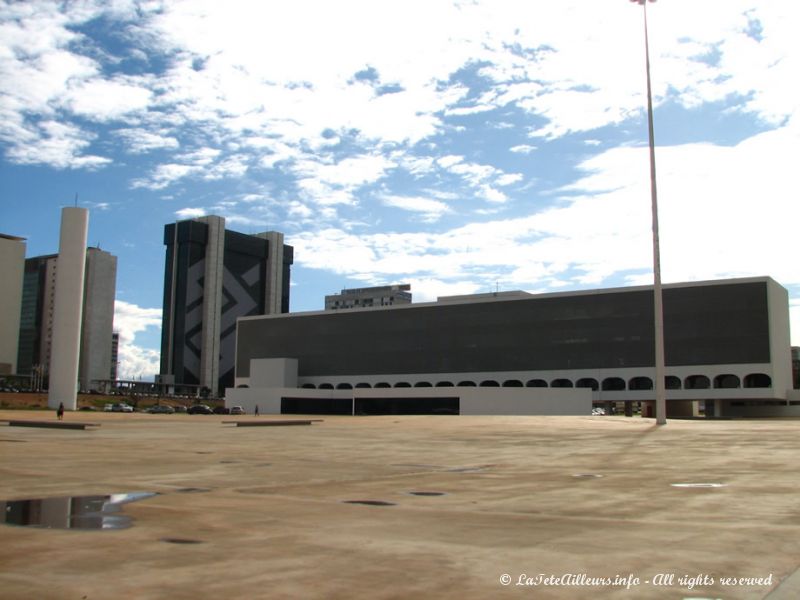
top-left (0, 233), bottom-right (26, 375)
top-left (160, 215), bottom-right (293, 396)
top-left (17, 245), bottom-right (117, 394)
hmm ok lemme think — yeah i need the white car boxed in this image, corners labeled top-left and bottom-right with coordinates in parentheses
top-left (591, 407), bottom-right (606, 416)
top-left (230, 406), bottom-right (245, 415)
top-left (112, 403), bottom-right (134, 413)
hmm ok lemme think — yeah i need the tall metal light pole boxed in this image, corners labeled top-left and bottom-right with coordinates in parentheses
top-left (631, 0), bottom-right (666, 425)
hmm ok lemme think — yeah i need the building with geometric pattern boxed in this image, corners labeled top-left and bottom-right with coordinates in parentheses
top-left (159, 215), bottom-right (293, 396)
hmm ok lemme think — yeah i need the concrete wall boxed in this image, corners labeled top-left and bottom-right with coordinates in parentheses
top-left (255, 231), bottom-right (284, 314)
top-left (767, 278), bottom-right (793, 394)
top-left (250, 358), bottom-right (298, 388)
top-left (0, 236), bottom-right (25, 374)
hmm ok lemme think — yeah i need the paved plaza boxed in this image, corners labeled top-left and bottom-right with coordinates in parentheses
top-left (1, 410), bottom-right (799, 599)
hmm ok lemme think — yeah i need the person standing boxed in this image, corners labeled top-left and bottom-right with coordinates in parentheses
top-left (57, 402), bottom-right (64, 420)
top-left (254, 405), bottom-right (259, 417)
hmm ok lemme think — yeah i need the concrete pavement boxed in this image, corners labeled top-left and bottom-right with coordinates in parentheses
top-left (1, 410), bottom-right (799, 599)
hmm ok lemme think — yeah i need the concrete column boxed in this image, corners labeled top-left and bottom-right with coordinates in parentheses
top-left (200, 216), bottom-right (225, 396)
top-left (48, 207), bottom-right (88, 410)
top-left (256, 231), bottom-right (284, 314)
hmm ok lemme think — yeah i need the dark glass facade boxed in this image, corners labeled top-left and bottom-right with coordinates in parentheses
top-left (16, 256), bottom-right (53, 375)
top-left (237, 280), bottom-right (771, 378)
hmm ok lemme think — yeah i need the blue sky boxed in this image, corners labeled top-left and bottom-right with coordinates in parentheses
top-left (1, 0), bottom-right (798, 379)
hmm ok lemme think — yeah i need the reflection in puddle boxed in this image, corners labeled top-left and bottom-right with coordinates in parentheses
top-left (1, 492), bottom-right (157, 530)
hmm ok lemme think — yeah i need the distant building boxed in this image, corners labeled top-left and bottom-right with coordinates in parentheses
top-left (0, 234), bottom-right (26, 375)
top-left (325, 284), bottom-right (411, 310)
top-left (159, 215), bottom-right (293, 396)
top-left (111, 332), bottom-right (120, 381)
top-left (16, 247), bottom-right (117, 391)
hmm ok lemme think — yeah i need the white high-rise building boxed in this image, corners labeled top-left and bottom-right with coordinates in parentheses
top-left (0, 233), bottom-right (26, 375)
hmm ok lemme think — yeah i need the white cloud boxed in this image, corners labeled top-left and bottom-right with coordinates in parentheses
top-left (132, 162), bottom-right (200, 190)
top-left (175, 207), bottom-right (206, 219)
top-left (113, 300), bottom-right (162, 381)
top-left (116, 129), bottom-right (179, 154)
top-left (496, 173), bottom-right (523, 186)
top-left (510, 144), bottom-right (537, 154)
top-left (64, 78), bottom-right (153, 121)
top-left (381, 195), bottom-right (452, 223)
top-left (3, 120), bottom-right (110, 169)
top-left (288, 119), bottom-right (800, 308)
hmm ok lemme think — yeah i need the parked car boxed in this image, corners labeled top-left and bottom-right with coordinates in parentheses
top-left (213, 406), bottom-right (231, 415)
top-left (230, 406), bottom-right (245, 415)
top-left (147, 405), bottom-right (175, 414)
top-left (173, 405), bottom-right (188, 413)
top-left (187, 404), bottom-right (213, 415)
top-left (591, 407), bottom-right (606, 416)
top-left (104, 403), bottom-right (114, 412)
top-left (112, 403), bottom-right (134, 413)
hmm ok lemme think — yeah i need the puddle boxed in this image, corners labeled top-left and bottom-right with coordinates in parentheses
top-left (161, 537), bottom-right (204, 544)
top-left (671, 483), bottom-right (727, 489)
top-left (1, 492), bottom-right (157, 530)
top-left (407, 491), bottom-right (446, 497)
top-left (342, 500), bottom-right (396, 506)
top-left (573, 473), bottom-right (604, 479)
top-left (176, 487), bottom-right (212, 493)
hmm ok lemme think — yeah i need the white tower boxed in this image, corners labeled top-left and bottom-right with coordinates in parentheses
top-left (48, 207), bottom-right (88, 410)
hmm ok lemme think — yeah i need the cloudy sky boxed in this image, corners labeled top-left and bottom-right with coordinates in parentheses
top-left (1, 0), bottom-right (798, 380)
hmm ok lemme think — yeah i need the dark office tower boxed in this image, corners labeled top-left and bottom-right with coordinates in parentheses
top-left (160, 215), bottom-right (293, 396)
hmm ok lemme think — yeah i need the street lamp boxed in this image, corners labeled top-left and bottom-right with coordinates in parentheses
top-left (631, 0), bottom-right (666, 425)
